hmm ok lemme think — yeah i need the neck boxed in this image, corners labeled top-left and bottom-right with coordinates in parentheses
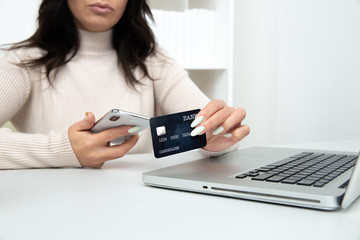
top-left (78, 29), bottom-right (113, 54)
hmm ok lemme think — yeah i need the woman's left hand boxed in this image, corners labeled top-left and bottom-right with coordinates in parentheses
top-left (190, 100), bottom-right (250, 152)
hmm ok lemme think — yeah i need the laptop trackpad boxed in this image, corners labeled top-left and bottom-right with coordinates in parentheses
top-left (156, 147), bottom-right (297, 179)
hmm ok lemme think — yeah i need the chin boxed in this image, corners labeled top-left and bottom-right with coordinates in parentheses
top-left (81, 18), bottom-right (116, 32)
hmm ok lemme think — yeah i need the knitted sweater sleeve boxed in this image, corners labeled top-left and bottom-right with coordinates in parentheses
top-left (0, 51), bottom-right (81, 169)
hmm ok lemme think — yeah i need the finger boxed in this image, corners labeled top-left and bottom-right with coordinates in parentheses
top-left (77, 133), bottom-right (140, 168)
top-left (93, 163), bottom-right (105, 169)
top-left (214, 107), bottom-right (246, 136)
top-left (191, 100), bottom-right (227, 128)
top-left (206, 124), bottom-right (250, 146)
top-left (98, 134), bottom-right (139, 160)
top-left (229, 124), bottom-right (251, 141)
top-left (94, 125), bottom-right (137, 144)
top-left (70, 112), bottom-right (96, 131)
top-left (202, 106), bottom-right (234, 135)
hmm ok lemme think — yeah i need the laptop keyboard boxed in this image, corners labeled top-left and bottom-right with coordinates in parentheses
top-left (236, 152), bottom-right (358, 187)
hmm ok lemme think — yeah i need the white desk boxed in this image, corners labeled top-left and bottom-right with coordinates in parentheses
top-left (0, 140), bottom-right (359, 240)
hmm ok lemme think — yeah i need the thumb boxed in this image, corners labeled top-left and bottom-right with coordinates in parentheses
top-left (73, 112), bottom-right (96, 131)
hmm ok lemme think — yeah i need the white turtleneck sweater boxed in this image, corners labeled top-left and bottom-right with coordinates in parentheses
top-left (0, 30), bottom-right (213, 169)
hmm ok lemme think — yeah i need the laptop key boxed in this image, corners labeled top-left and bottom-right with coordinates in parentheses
top-left (258, 167), bottom-right (271, 172)
top-left (251, 173), bottom-right (274, 181)
top-left (266, 175), bottom-right (287, 182)
top-left (248, 172), bottom-right (260, 177)
top-left (313, 182), bottom-right (326, 187)
top-left (297, 179), bottom-right (317, 186)
top-left (281, 178), bottom-right (299, 184)
top-left (235, 174), bottom-right (249, 179)
top-left (293, 152), bottom-right (313, 158)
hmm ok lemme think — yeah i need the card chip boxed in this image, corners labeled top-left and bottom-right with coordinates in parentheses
top-left (156, 126), bottom-right (166, 136)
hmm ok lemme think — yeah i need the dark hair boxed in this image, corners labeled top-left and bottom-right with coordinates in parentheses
top-left (9, 0), bottom-right (156, 87)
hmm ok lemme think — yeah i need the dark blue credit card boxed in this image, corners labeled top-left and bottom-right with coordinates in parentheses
top-left (150, 109), bottom-right (207, 158)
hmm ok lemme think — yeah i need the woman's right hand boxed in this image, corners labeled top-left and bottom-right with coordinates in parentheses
top-left (68, 112), bottom-right (139, 168)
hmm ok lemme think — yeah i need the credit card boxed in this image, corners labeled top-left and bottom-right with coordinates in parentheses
top-left (149, 109), bottom-right (207, 158)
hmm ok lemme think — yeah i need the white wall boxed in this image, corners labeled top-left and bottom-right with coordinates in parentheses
top-left (0, 0), bottom-right (41, 46)
top-left (234, 0), bottom-right (360, 147)
top-left (233, 0), bottom-right (279, 147)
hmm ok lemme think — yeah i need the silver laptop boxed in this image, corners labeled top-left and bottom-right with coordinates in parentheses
top-left (143, 146), bottom-right (360, 210)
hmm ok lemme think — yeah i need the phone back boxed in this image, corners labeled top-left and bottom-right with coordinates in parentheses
top-left (91, 109), bottom-right (150, 144)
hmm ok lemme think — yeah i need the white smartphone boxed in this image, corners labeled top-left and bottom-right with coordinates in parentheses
top-left (90, 109), bottom-right (150, 144)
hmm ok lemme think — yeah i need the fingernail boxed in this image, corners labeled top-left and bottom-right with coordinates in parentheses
top-left (191, 126), bottom-right (205, 137)
top-left (84, 112), bottom-right (89, 121)
top-left (213, 126), bottom-right (224, 135)
top-left (191, 116), bottom-right (204, 128)
top-left (138, 132), bottom-right (143, 138)
top-left (224, 133), bottom-right (232, 138)
top-left (128, 126), bottom-right (140, 134)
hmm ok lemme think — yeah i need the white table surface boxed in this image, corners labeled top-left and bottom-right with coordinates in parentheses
top-left (0, 139), bottom-right (359, 240)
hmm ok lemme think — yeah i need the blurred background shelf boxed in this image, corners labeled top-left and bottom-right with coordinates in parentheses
top-left (148, 0), bottom-right (234, 105)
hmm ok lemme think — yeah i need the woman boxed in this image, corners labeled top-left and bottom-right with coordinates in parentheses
top-left (0, 0), bottom-right (250, 169)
